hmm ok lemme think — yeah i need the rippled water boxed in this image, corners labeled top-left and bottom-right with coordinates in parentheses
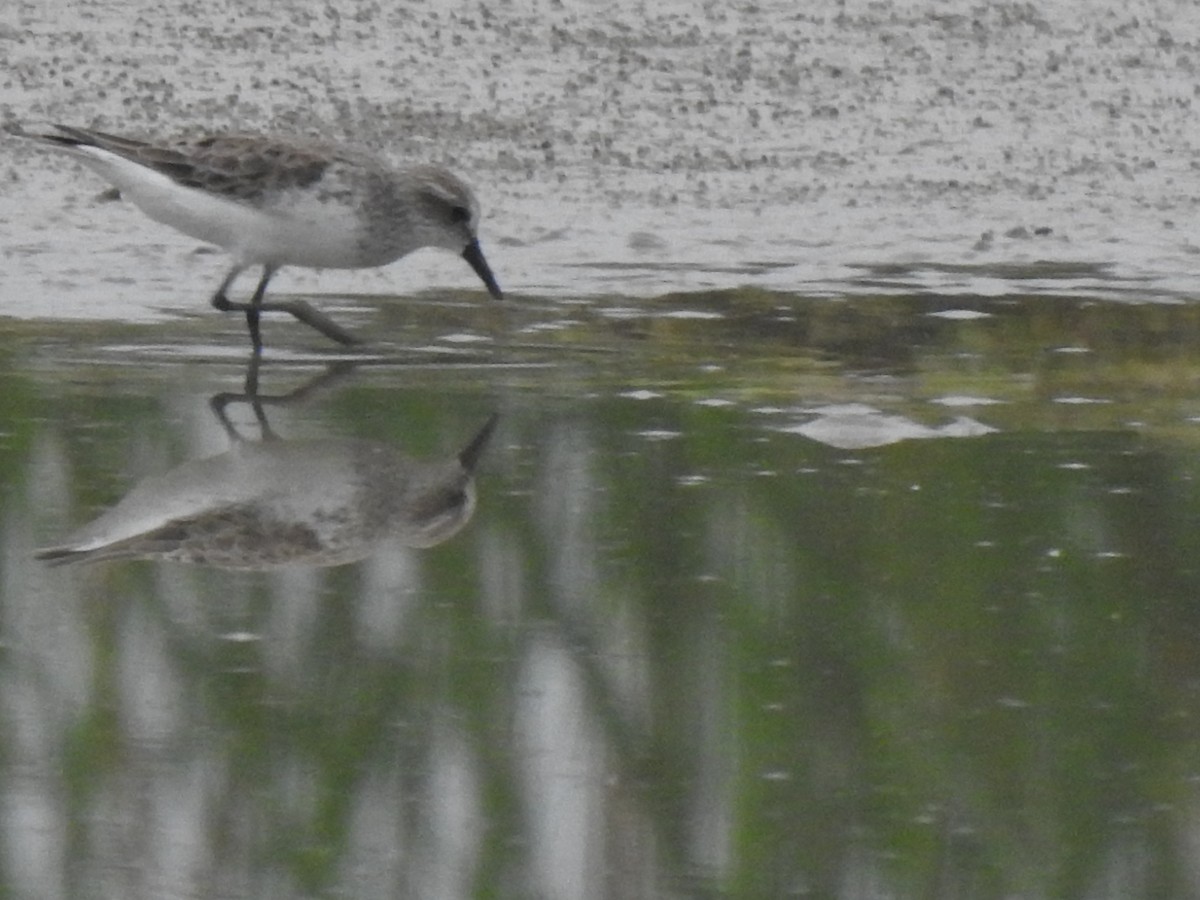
top-left (4, 0), bottom-right (1200, 897)
top-left (0, 289), bottom-right (1199, 899)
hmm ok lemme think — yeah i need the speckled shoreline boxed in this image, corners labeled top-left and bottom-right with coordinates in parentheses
top-left (1, 0), bottom-right (1198, 323)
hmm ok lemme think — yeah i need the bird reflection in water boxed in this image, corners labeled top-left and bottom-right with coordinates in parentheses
top-left (35, 356), bottom-right (497, 568)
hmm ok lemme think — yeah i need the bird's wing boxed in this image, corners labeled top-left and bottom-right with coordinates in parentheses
top-left (21, 124), bottom-right (338, 203)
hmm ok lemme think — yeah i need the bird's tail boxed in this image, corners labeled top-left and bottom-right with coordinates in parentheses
top-left (6, 122), bottom-right (148, 154)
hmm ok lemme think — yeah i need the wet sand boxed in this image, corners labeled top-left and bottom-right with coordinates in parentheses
top-left (1, 0), bottom-right (1198, 322)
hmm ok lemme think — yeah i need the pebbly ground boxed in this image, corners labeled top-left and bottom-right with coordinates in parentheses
top-left (1, 0), bottom-right (1200, 323)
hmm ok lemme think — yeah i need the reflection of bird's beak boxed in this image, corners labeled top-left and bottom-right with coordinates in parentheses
top-left (459, 413), bottom-right (499, 472)
top-left (462, 239), bottom-right (504, 300)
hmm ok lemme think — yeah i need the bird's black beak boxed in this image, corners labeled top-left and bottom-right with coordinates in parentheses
top-left (462, 239), bottom-right (503, 300)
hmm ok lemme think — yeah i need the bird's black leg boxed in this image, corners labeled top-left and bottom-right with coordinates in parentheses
top-left (259, 298), bottom-right (364, 347)
top-left (210, 264), bottom-right (274, 354)
top-left (245, 265), bottom-right (278, 354)
top-left (211, 266), bottom-right (242, 310)
top-left (210, 263), bottom-right (362, 350)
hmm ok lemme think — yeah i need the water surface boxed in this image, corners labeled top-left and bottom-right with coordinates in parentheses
top-left (3, 290), bottom-right (1200, 898)
top-left (4, 0), bottom-right (1200, 896)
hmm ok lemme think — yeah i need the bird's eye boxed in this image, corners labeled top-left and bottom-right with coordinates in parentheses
top-left (449, 205), bottom-right (471, 224)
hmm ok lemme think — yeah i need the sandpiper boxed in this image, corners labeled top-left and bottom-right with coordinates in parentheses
top-left (13, 123), bottom-right (504, 352)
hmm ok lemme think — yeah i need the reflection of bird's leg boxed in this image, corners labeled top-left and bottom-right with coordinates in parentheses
top-left (242, 352), bottom-right (273, 437)
top-left (210, 265), bottom-right (362, 352)
top-left (209, 389), bottom-right (248, 442)
top-left (270, 361), bottom-right (360, 405)
top-left (208, 356), bottom-right (361, 443)
top-left (209, 352), bottom-right (274, 441)
top-left (242, 348), bottom-right (263, 396)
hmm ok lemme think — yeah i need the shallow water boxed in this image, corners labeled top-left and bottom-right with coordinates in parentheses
top-left (1, 290), bottom-right (1200, 899)
top-left (5, 0), bottom-right (1200, 897)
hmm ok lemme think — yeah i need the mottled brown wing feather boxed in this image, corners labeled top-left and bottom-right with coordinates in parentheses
top-left (56, 126), bottom-right (331, 203)
top-left (157, 135), bottom-right (331, 200)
